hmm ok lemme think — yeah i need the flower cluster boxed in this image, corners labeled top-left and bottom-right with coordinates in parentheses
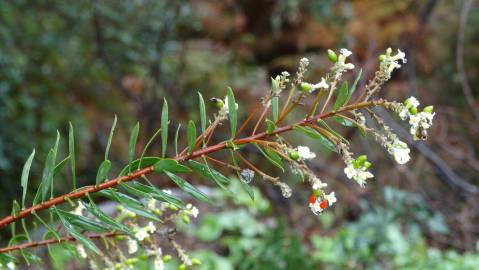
top-left (289, 146), bottom-right (316, 161)
top-left (300, 78), bottom-right (329, 93)
top-left (379, 48), bottom-right (407, 76)
top-left (394, 97), bottom-right (435, 140)
top-left (309, 192), bottom-right (337, 215)
top-left (343, 155), bottom-right (374, 187)
top-left (330, 48), bottom-right (355, 79)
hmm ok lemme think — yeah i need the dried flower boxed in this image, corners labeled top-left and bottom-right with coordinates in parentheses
top-left (240, 169), bottom-right (255, 184)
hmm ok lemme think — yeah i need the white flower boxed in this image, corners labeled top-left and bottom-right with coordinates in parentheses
top-left (185, 203), bottom-right (199, 218)
top-left (389, 139), bottom-right (410, 164)
top-left (76, 244), bottom-right (87, 259)
top-left (145, 222), bottom-right (157, 233)
top-left (297, 146), bottom-right (316, 160)
top-left (147, 198), bottom-right (157, 211)
top-left (340, 48), bottom-right (352, 57)
top-left (71, 202), bottom-right (85, 216)
top-left (6, 262), bottom-right (15, 270)
top-left (313, 77), bottom-right (329, 90)
top-left (312, 179), bottom-right (327, 190)
top-left (134, 227), bottom-right (150, 241)
top-left (162, 189), bottom-right (172, 194)
top-left (154, 257), bottom-right (165, 270)
top-left (309, 201), bottom-right (324, 215)
top-left (325, 192), bottom-right (337, 206)
top-left (381, 48), bottom-right (407, 75)
top-left (408, 111), bottom-right (435, 140)
top-left (343, 164), bottom-right (374, 187)
top-left (406, 96), bottom-right (420, 108)
top-left (127, 238), bottom-right (138, 254)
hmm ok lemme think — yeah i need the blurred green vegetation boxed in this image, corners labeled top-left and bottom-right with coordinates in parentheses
top-left (1, 0), bottom-right (479, 267)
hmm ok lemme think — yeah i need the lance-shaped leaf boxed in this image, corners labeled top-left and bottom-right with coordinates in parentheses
top-left (105, 115), bottom-right (117, 160)
top-left (21, 149), bottom-right (35, 207)
top-left (189, 160), bottom-right (229, 190)
top-left (119, 157), bottom-right (162, 176)
top-left (161, 99), bottom-right (169, 157)
top-left (227, 87), bottom-right (237, 138)
top-left (138, 127), bottom-right (161, 170)
top-left (346, 68), bottom-right (362, 103)
top-left (129, 182), bottom-right (184, 208)
top-left (253, 143), bottom-right (284, 171)
top-left (99, 189), bottom-right (160, 221)
top-left (53, 156), bottom-right (70, 177)
top-left (333, 116), bottom-right (366, 136)
top-left (56, 209), bottom-right (109, 233)
top-left (174, 124), bottom-right (181, 155)
top-left (165, 171), bottom-right (209, 203)
top-left (128, 122), bottom-right (140, 169)
top-left (39, 149), bottom-right (56, 201)
top-left (333, 81), bottom-right (349, 111)
top-left (69, 122), bottom-right (77, 189)
top-left (187, 120), bottom-right (196, 155)
top-left (153, 159), bottom-right (191, 173)
top-left (55, 208), bottom-right (101, 255)
top-left (96, 160), bottom-right (111, 186)
top-left (84, 199), bottom-right (132, 235)
top-left (198, 92), bottom-right (207, 134)
top-left (293, 125), bottom-right (337, 152)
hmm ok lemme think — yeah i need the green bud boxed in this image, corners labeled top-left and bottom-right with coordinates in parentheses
top-left (378, 54), bottom-right (386, 61)
top-left (210, 97), bottom-right (224, 109)
top-left (168, 205), bottom-right (178, 211)
top-left (363, 161), bottom-right (372, 169)
top-left (327, 49), bottom-right (337, 62)
top-left (409, 106), bottom-right (418, 115)
top-left (115, 235), bottom-right (126, 241)
top-left (125, 258), bottom-right (138, 265)
top-left (423, 106), bottom-right (434, 113)
top-left (182, 215), bottom-right (191, 224)
top-left (163, 255), bottom-right (172, 262)
top-left (115, 264), bottom-right (122, 270)
top-left (179, 264), bottom-right (187, 270)
top-left (154, 209), bottom-right (163, 216)
top-left (357, 155), bottom-right (367, 164)
top-left (313, 189), bottom-right (321, 196)
top-left (191, 258), bottom-right (202, 265)
top-left (289, 151), bottom-right (300, 161)
top-left (300, 82), bottom-right (313, 92)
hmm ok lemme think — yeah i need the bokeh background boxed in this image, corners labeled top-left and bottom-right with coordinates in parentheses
top-left (1, 0), bottom-right (479, 269)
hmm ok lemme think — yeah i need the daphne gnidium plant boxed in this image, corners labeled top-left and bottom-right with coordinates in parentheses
top-left (0, 47), bottom-right (434, 269)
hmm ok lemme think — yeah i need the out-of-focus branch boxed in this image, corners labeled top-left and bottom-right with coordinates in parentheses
top-left (456, 0), bottom-right (479, 127)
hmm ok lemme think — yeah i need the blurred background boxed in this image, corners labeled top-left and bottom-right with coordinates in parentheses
top-left (1, 0), bottom-right (479, 269)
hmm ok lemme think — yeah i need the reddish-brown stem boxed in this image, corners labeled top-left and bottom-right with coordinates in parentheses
top-left (0, 232), bottom-right (120, 253)
top-left (0, 99), bottom-right (383, 231)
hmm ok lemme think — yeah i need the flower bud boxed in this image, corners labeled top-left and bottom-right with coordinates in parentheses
top-left (357, 155), bottom-right (367, 164)
top-left (179, 264), bottom-right (187, 270)
top-left (163, 255), bottom-right (172, 262)
top-left (327, 49), bottom-right (337, 62)
top-left (168, 205), bottom-right (178, 211)
top-left (210, 97), bottom-right (224, 109)
top-left (423, 106), bottom-right (434, 113)
top-left (409, 106), bottom-right (418, 115)
top-left (363, 161), bottom-right (372, 169)
top-left (125, 258), bottom-right (138, 265)
top-left (378, 54), bottom-right (386, 61)
top-left (289, 151), bottom-right (300, 161)
top-left (300, 82), bottom-right (313, 92)
top-left (192, 258), bottom-right (202, 265)
top-left (182, 215), bottom-right (191, 224)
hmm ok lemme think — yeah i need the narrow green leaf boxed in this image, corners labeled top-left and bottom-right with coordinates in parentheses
top-left (265, 119), bottom-right (276, 134)
top-left (21, 149), bottom-right (35, 207)
top-left (153, 159), bottom-right (191, 173)
top-left (227, 87), bottom-right (237, 137)
top-left (174, 124), bottom-right (181, 156)
top-left (105, 115), bottom-right (117, 160)
top-left (100, 189), bottom-right (161, 221)
top-left (113, 185), bottom-right (161, 221)
top-left (253, 143), bottom-right (284, 171)
top-left (333, 116), bottom-right (366, 136)
top-left (68, 122), bottom-right (77, 189)
top-left (53, 156), bottom-right (70, 177)
top-left (129, 182), bottom-right (184, 208)
top-left (272, 96), bottom-right (279, 122)
top-left (10, 200), bottom-right (20, 236)
top-left (161, 99), bottom-right (169, 157)
top-left (318, 119), bottom-right (348, 144)
top-left (165, 171), bottom-right (209, 203)
top-left (40, 149), bottom-right (56, 201)
top-left (346, 68), bottom-right (362, 103)
top-left (198, 92), bottom-right (207, 134)
top-left (128, 122), bottom-right (140, 167)
top-left (0, 253), bottom-right (18, 265)
top-left (55, 209), bottom-right (101, 255)
top-left (119, 157), bottom-right (161, 176)
top-left (138, 127), bottom-right (161, 170)
top-left (333, 81), bottom-right (349, 111)
top-left (84, 199), bottom-right (132, 235)
top-left (56, 209), bottom-right (109, 233)
top-left (96, 160), bottom-right (111, 186)
top-left (189, 160), bottom-right (229, 190)
top-left (187, 120), bottom-right (196, 155)
top-left (293, 125), bottom-right (337, 152)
